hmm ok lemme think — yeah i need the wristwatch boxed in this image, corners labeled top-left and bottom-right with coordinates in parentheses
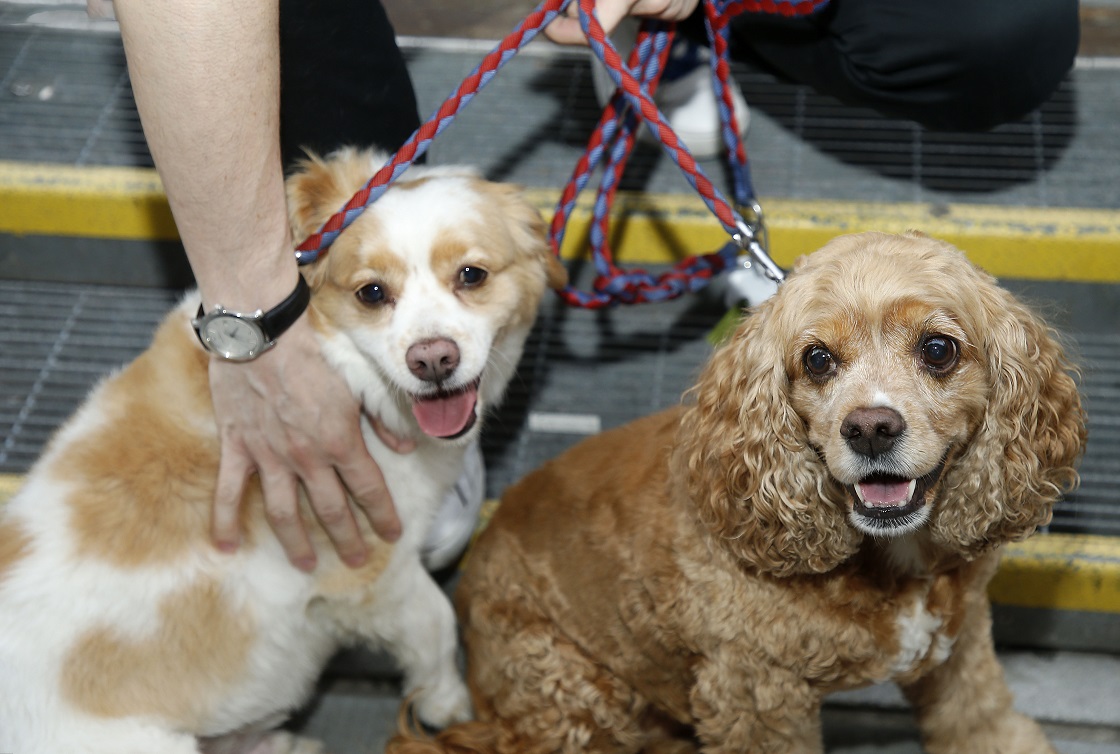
top-left (192, 274), bottom-right (311, 362)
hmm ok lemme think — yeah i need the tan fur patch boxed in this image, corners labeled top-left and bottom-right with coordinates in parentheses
top-left (308, 231), bottom-right (405, 334)
top-left (332, 238), bottom-right (408, 295)
top-left (430, 234), bottom-right (476, 279)
top-left (60, 315), bottom-right (246, 567)
top-left (392, 175), bottom-right (436, 191)
top-left (61, 577), bottom-right (254, 727)
top-left (312, 539), bottom-right (396, 598)
top-left (428, 227), bottom-right (522, 316)
top-left (286, 148), bottom-right (380, 239)
top-left (927, 552), bottom-right (995, 638)
top-left (430, 213), bottom-right (550, 331)
top-left (0, 520), bottom-right (31, 585)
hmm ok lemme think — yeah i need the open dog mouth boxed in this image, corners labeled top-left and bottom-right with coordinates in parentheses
top-left (847, 459), bottom-right (946, 529)
top-left (410, 378), bottom-right (481, 439)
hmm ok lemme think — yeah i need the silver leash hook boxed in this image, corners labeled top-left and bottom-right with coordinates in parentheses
top-left (732, 201), bottom-right (785, 285)
top-left (736, 200), bottom-right (768, 253)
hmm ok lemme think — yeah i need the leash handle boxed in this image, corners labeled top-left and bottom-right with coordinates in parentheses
top-left (578, 0), bottom-right (744, 237)
top-left (294, 0), bottom-right (575, 265)
top-left (554, 0), bottom-right (796, 306)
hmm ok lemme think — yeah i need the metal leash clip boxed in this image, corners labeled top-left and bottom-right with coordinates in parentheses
top-left (727, 201), bottom-right (784, 307)
top-left (733, 200), bottom-right (784, 282)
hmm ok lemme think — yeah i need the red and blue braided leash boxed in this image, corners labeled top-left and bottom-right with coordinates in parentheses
top-left (295, 0), bottom-right (829, 307)
top-left (548, 16), bottom-right (678, 306)
top-left (293, 0), bottom-right (574, 265)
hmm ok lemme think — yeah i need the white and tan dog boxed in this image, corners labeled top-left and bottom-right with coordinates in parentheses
top-left (0, 148), bottom-right (566, 754)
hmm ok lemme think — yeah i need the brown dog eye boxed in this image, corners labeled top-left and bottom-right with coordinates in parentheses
top-left (921, 335), bottom-right (958, 371)
top-left (804, 345), bottom-right (835, 377)
top-left (459, 266), bottom-right (488, 287)
top-left (356, 283), bottom-right (387, 306)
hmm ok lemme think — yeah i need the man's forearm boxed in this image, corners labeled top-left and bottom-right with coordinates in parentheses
top-left (115, 0), bottom-right (298, 311)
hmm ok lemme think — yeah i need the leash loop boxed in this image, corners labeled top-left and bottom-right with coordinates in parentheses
top-left (551, 0), bottom-right (796, 306)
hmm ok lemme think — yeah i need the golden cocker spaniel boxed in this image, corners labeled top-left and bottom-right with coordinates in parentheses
top-left (393, 231), bottom-right (1086, 754)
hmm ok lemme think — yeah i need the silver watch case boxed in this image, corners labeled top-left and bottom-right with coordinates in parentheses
top-left (192, 307), bottom-right (273, 362)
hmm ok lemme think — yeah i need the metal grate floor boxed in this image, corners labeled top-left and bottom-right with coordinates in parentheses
top-left (2, 277), bottom-right (1118, 536)
top-left (1, 21), bottom-right (1120, 209)
top-left (0, 282), bottom-right (177, 469)
top-left (408, 45), bottom-right (1102, 209)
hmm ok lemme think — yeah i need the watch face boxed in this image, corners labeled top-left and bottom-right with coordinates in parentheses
top-left (201, 314), bottom-right (266, 360)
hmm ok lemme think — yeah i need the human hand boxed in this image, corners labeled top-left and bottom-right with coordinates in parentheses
top-left (208, 316), bottom-right (403, 572)
top-left (544, 0), bottom-right (700, 45)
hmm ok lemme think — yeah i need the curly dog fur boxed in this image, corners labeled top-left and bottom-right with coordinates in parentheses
top-left (390, 231), bottom-right (1086, 754)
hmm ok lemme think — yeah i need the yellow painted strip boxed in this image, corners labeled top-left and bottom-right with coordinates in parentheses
top-left (0, 473), bottom-right (23, 503)
top-left (989, 534), bottom-right (1120, 614)
top-left (0, 161), bottom-right (177, 241)
top-left (2, 161), bottom-right (1119, 282)
top-left (524, 189), bottom-right (1120, 284)
top-left (0, 468), bottom-right (1117, 614)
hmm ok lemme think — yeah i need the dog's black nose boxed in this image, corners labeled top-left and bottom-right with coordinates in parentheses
top-left (841, 407), bottom-right (906, 458)
top-left (407, 338), bottom-right (460, 383)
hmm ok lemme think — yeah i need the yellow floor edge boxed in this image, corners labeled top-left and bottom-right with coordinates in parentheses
top-left (990, 533), bottom-right (1120, 614)
top-left (0, 161), bottom-right (177, 241)
top-left (2, 472), bottom-right (1116, 614)
top-left (2, 161), bottom-right (1119, 283)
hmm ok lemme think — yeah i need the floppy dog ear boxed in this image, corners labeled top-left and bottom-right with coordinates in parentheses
top-left (676, 302), bottom-right (861, 578)
top-left (285, 147), bottom-right (384, 288)
top-left (933, 281), bottom-right (1086, 555)
top-left (479, 182), bottom-right (568, 291)
top-left (286, 147), bottom-right (379, 240)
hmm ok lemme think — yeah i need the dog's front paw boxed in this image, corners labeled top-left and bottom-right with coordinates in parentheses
top-left (992, 714), bottom-right (1057, 754)
top-left (251, 732), bottom-right (328, 754)
top-left (280, 734), bottom-right (329, 754)
top-left (928, 712), bottom-right (1056, 754)
top-left (205, 731), bottom-right (328, 754)
top-left (411, 675), bottom-right (474, 729)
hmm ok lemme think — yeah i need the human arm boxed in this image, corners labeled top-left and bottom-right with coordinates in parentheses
top-left (112, 0), bottom-right (401, 570)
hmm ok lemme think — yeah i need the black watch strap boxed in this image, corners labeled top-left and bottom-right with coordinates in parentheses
top-left (194, 273), bottom-right (311, 344)
top-left (257, 273), bottom-right (311, 342)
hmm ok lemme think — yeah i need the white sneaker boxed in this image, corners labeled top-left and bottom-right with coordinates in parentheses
top-left (726, 254), bottom-right (780, 308)
top-left (421, 439), bottom-right (486, 571)
top-left (652, 49), bottom-right (750, 159)
top-left (591, 26), bottom-right (749, 160)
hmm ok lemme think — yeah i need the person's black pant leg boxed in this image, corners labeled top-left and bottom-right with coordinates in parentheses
top-left (729, 0), bottom-right (1079, 131)
top-left (279, 0), bottom-right (422, 168)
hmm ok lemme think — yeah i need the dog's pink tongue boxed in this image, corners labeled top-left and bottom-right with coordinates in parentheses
top-left (859, 480), bottom-right (912, 507)
top-left (411, 385), bottom-right (478, 438)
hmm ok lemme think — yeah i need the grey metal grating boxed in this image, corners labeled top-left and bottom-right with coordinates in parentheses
top-left (406, 47), bottom-right (1113, 209)
top-left (0, 25), bottom-right (151, 167)
top-left (0, 282), bottom-right (177, 469)
top-left (2, 23), bottom-right (1119, 209)
top-left (1069, 334), bottom-right (1120, 534)
top-left (2, 278), bottom-right (1117, 536)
